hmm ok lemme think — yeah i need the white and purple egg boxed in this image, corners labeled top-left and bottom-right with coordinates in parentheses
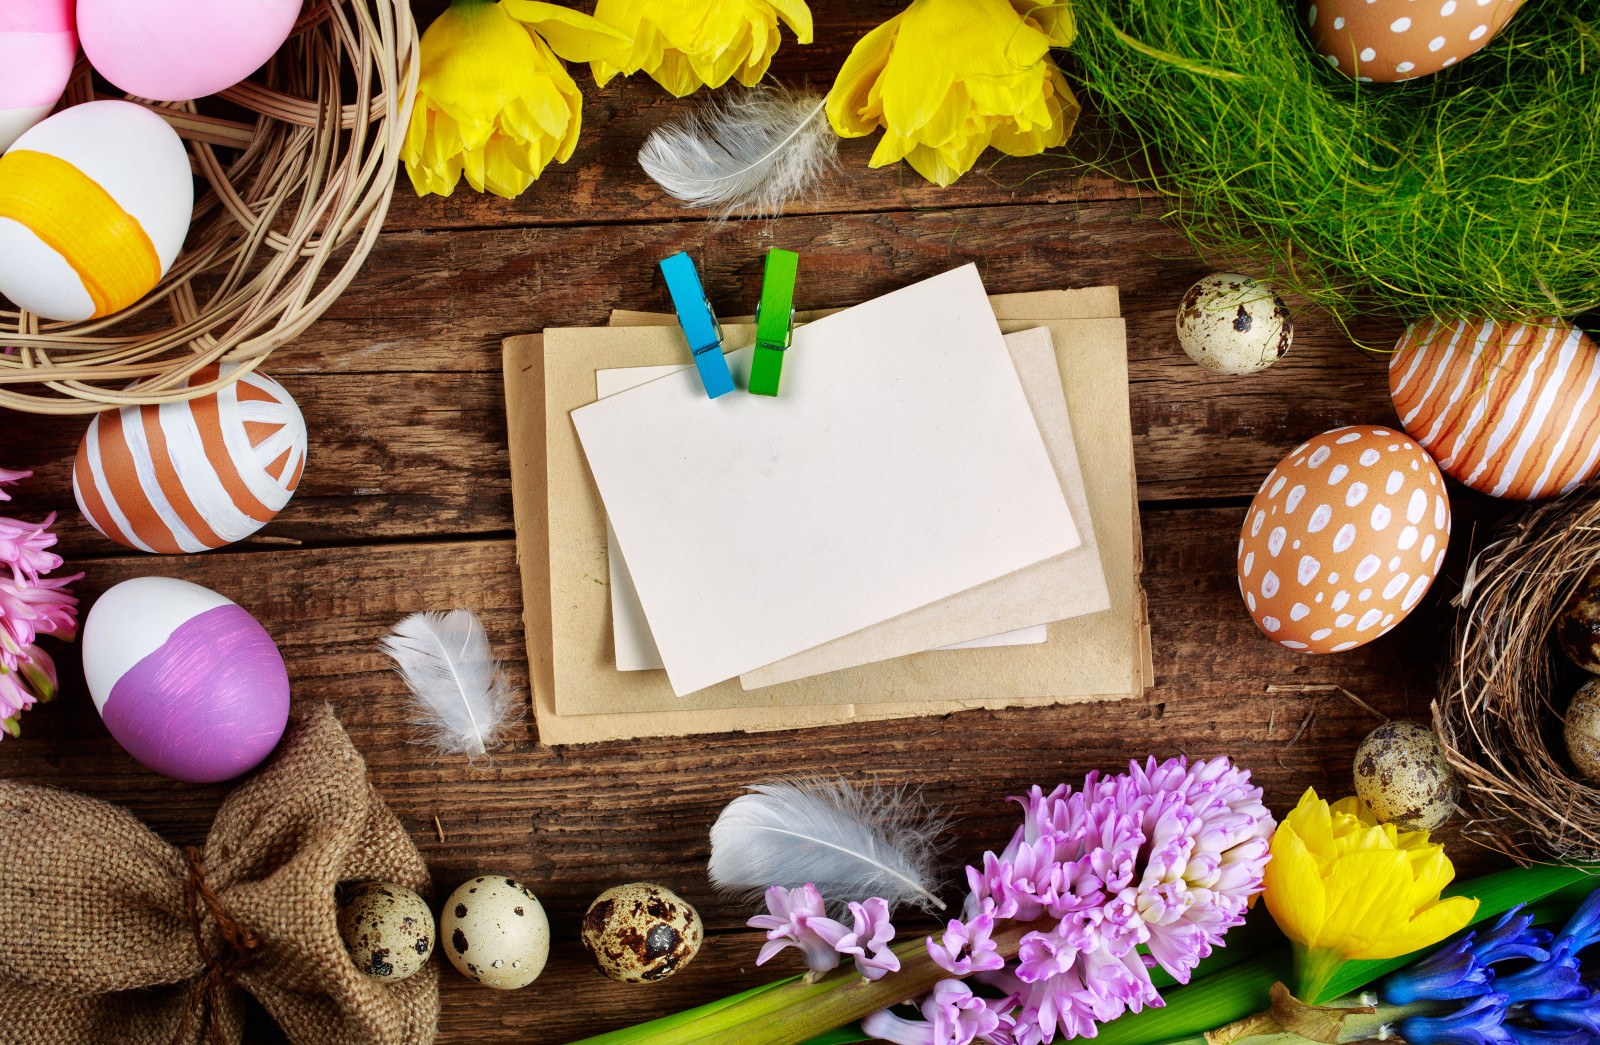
top-left (82, 577), bottom-right (290, 783)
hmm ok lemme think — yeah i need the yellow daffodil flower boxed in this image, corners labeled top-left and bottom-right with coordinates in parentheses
top-left (403, 0), bottom-right (629, 198)
top-left (1264, 789), bottom-right (1479, 1002)
top-left (825, 0), bottom-right (1080, 187)
top-left (589, 0), bottom-right (814, 98)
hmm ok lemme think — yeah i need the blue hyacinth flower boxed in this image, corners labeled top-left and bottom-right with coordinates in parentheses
top-left (1530, 991), bottom-right (1600, 1036)
top-left (1399, 994), bottom-right (1515, 1045)
top-left (1495, 945), bottom-right (1588, 1006)
top-left (1475, 907), bottom-right (1555, 966)
top-left (1557, 888), bottom-right (1600, 958)
top-left (1502, 1027), bottom-right (1593, 1045)
top-left (1382, 937), bottom-right (1496, 1004)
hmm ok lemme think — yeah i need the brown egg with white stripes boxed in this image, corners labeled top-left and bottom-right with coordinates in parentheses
top-left (1390, 318), bottom-right (1600, 501)
top-left (1237, 425), bottom-right (1451, 653)
top-left (1305, 0), bottom-right (1527, 83)
top-left (73, 364), bottom-right (307, 553)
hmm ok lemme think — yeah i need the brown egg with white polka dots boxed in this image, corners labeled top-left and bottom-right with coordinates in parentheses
top-left (1237, 425), bottom-right (1451, 653)
top-left (1304, 0), bottom-right (1527, 83)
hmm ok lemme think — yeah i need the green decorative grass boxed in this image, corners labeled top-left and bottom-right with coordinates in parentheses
top-left (1067, 0), bottom-right (1600, 324)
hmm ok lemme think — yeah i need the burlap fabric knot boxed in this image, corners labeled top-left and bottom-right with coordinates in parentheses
top-left (0, 704), bottom-right (439, 1044)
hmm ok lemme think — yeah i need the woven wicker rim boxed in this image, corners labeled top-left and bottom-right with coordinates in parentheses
top-left (0, 0), bottom-right (419, 415)
top-left (1437, 487), bottom-right (1600, 861)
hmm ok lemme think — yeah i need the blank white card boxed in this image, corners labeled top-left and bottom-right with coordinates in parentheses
top-left (571, 265), bottom-right (1078, 696)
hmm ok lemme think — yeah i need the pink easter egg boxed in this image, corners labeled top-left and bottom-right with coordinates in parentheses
top-left (0, 0), bottom-right (78, 152)
top-left (78, 0), bottom-right (302, 103)
top-left (82, 577), bottom-right (290, 783)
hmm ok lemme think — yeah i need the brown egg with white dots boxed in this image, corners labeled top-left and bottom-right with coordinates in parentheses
top-left (439, 875), bottom-right (550, 990)
top-left (1238, 425), bottom-right (1451, 653)
top-left (1304, 0), bottom-right (1527, 82)
top-left (581, 883), bottom-right (703, 983)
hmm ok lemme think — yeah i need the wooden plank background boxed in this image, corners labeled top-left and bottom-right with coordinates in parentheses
top-left (0, 3), bottom-right (1505, 1041)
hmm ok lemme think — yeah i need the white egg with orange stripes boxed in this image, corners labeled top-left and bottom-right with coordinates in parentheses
top-left (1390, 318), bottom-right (1600, 501)
top-left (0, 99), bottom-right (192, 322)
top-left (73, 366), bottom-right (307, 554)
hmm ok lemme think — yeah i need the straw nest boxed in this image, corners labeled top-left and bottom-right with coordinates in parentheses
top-left (0, 0), bottom-right (418, 415)
top-left (1437, 486), bottom-right (1600, 861)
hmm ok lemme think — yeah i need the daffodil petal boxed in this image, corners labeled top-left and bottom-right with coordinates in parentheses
top-left (1263, 807), bottom-right (1328, 948)
top-left (502, 0), bottom-right (632, 61)
top-left (767, 0), bottom-right (813, 42)
top-left (402, 0), bottom-right (586, 199)
top-left (1011, 0), bottom-right (1075, 47)
top-left (826, 15), bottom-right (900, 138)
top-left (1368, 896), bottom-right (1480, 960)
top-left (587, 0), bottom-right (810, 93)
top-left (649, 50), bottom-right (704, 97)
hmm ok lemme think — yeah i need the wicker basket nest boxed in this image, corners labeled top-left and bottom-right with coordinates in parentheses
top-left (0, 0), bottom-right (418, 415)
top-left (1437, 485), bottom-right (1600, 861)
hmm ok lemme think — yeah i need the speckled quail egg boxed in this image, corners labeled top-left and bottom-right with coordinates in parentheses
top-left (1565, 677), bottom-right (1600, 784)
top-left (1353, 720), bottom-right (1457, 830)
top-left (336, 881), bottom-right (435, 982)
top-left (1557, 567), bottom-right (1600, 673)
top-left (1176, 273), bottom-right (1294, 376)
top-left (439, 875), bottom-right (550, 990)
top-left (580, 882), bottom-right (703, 983)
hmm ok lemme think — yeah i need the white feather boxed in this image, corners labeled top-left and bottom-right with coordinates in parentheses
top-left (639, 85), bottom-right (837, 218)
top-left (380, 610), bottom-right (517, 759)
top-left (708, 776), bottom-right (949, 913)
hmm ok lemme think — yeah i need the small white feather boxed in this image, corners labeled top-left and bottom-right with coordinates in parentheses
top-left (639, 85), bottom-right (837, 218)
top-left (708, 776), bottom-right (949, 913)
top-left (380, 609), bottom-right (518, 759)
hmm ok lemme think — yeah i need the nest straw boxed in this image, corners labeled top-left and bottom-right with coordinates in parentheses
top-left (0, 0), bottom-right (418, 415)
top-left (1068, 0), bottom-right (1600, 326)
top-left (1438, 487), bottom-right (1600, 861)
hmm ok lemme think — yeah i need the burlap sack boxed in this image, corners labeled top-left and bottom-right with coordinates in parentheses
top-left (0, 704), bottom-right (439, 1044)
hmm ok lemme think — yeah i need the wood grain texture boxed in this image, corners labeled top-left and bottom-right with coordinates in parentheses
top-left (0, 509), bottom-right (1490, 1042)
top-left (0, 2), bottom-right (1494, 1040)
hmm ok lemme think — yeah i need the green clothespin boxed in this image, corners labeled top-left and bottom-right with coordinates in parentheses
top-left (749, 249), bottom-right (798, 397)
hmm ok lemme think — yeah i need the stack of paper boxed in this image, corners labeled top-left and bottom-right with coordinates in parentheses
top-left (502, 267), bottom-right (1150, 745)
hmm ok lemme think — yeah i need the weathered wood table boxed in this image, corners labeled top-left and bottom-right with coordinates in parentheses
top-left (0, 3), bottom-right (1499, 1040)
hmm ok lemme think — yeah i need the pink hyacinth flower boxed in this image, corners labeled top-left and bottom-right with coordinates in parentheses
top-left (862, 978), bottom-right (1008, 1045)
top-left (748, 884), bottom-right (849, 977)
top-left (929, 913), bottom-right (1005, 977)
top-left (0, 468), bottom-right (29, 501)
top-left (0, 512), bottom-right (64, 583)
top-left (836, 897), bottom-right (900, 981)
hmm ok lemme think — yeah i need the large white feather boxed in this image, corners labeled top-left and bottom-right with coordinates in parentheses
top-left (380, 609), bottom-right (517, 759)
top-left (638, 85), bottom-right (837, 218)
top-left (708, 776), bottom-right (949, 913)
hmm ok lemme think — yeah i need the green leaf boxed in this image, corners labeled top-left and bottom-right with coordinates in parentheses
top-left (1147, 903), bottom-right (1286, 991)
top-left (560, 979), bottom-right (799, 1045)
top-left (796, 1026), bottom-right (871, 1045)
top-left (1096, 947), bottom-right (1288, 1045)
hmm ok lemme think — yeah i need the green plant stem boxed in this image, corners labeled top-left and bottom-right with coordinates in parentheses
top-left (562, 918), bottom-right (1056, 1045)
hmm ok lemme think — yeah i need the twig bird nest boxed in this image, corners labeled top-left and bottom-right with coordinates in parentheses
top-left (0, 0), bottom-right (418, 415)
top-left (1437, 487), bottom-right (1600, 860)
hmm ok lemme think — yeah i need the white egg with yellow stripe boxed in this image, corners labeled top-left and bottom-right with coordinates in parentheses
top-left (0, 100), bottom-right (191, 322)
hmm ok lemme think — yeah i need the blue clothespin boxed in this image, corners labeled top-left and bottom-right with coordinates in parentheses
top-left (659, 251), bottom-right (734, 399)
